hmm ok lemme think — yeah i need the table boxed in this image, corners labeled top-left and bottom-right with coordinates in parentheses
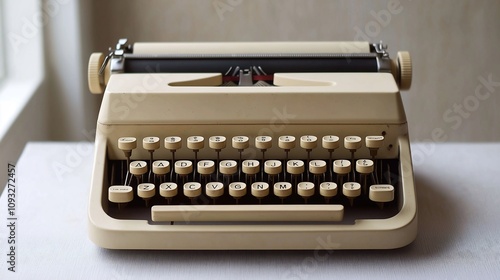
top-left (1, 142), bottom-right (499, 279)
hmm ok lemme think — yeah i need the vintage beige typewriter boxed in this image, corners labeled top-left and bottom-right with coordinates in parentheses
top-left (87, 39), bottom-right (416, 250)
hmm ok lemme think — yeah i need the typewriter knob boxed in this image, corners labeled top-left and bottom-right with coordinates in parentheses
top-left (397, 51), bottom-right (412, 91)
top-left (88, 52), bottom-right (107, 94)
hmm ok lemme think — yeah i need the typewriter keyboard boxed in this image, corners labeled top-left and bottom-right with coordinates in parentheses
top-left (106, 135), bottom-right (400, 224)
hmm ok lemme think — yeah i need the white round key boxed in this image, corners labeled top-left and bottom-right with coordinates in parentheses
top-left (356, 159), bottom-right (374, 174)
top-left (274, 182), bottom-right (292, 198)
top-left (159, 182), bottom-right (178, 198)
top-left (255, 136), bottom-right (272, 150)
top-left (164, 136), bottom-right (182, 150)
top-left (187, 136), bottom-right (204, 150)
top-left (205, 182), bottom-right (224, 198)
top-left (344, 136), bottom-right (362, 150)
top-left (175, 160), bottom-right (193, 175)
top-left (108, 185), bottom-right (133, 203)
top-left (365, 136), bottom-right (384, 149)
top-left (309, 160), bottom-right (327, 175)
top-left (287, 160), bottom-right (305, 175)
top-left (197, 160), bottom-right (215, 175)
top-left (242, 160), bottom-right (260, 175)
top-left (220, 160), bottom-right (238, 175)
top-left (297, 182), bottom-right (315, 198)
top-left (232, 136), bottom-right (250, 150)
top-left (264, 160), bottom-right (282, 175)
top-left (320, 182), bottom-right (338, 198)
top-left (229, 182), bottom-right (247, 198)
top-left (278, 135), bottom-right (296, 150)
top-left (343, 182), bottom-right (361, 198)
top-left (333, 159), bottom-right (351, 175)
top-left (143, 136), bottom-right (160, 151)
top-left (183, 182), bottom-right (202, 198)
top-left (209, 136), bottom-right (227, 150)
top-left (152, 160), bottom-right (170, 175)
top-left (130, 161), bottom-right (148, 175)
top-left (322, 135), bottom-right (340, 150)
top-left (369, 184), bottom-right (395, 202)
top-left (137, 183), bottom-right (155, 199)
top-left (251, 182), bottom-right (269, 198)
top-left (118, 137), bottom-right (137, 151)
top-left (300, 135), bottom-right (318, 150)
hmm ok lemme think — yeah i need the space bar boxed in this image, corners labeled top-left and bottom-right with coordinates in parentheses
top-left (151, 204), bottom-right (344, 222)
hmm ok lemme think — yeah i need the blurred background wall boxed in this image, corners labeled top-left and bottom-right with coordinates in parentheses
top-left (1, 0), bottom-right (498, 189)
top-left (46, 0), bottom-right (500, 142)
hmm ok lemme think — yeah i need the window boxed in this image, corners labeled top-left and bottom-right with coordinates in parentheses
top-left (0, 2), bottom-right (4, 82)
top-left (0, 0), bottom-right (47, 192)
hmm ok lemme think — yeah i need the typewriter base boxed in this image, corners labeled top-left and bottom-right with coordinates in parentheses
top-left (88, 135), bottom-right (417, 250)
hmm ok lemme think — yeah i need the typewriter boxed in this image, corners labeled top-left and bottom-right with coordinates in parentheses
top-left (87, 39), bottom-right (416, 250)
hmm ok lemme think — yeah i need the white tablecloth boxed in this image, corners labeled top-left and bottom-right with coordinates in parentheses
top-left (0, 142), bottom-right (499, 279)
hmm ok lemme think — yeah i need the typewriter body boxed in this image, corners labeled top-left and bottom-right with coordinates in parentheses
top-left (87, 39), bottom-right (416, 250)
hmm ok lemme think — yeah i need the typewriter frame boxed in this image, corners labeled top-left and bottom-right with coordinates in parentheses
top-left (88, 71), bottom-right (417, 250)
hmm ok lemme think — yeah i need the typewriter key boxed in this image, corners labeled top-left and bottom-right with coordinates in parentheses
top-left (137, 183), bottom-right (156, 207)
top-left (165, 136), bottom-right (182, 181)
top-left (118, 137), bottom-right (137, 184)
top-left (183, 182), bottom-right (202, 204)
top-left (309, 160), bottom-right (327, 187)
top-left (109, 185), bottom-right (133, 210)
top-left (229, 182), bottom-right (247, 203)
top-left (159, 182), bottom-right (178, 204)
top-left (187, 136), bottom-right (204, 181)
top-left (274, 182), bottom-right (292, 203)
top-left (242, 160), bottom-right (259, 184)
top-left (297, 182), bottom-right (315, 203)
top-left (322, 135), bottom-right (340, 180)
top-left (343, 182), bottom-right (361, 206)
top-left (333, 159), bottom-right (351, 186)
top-left (320, 182), bottom-right (338, 203)
top-left (232, 136), bottom-right (249, 180)
top-left (206, 182), bottom-right (224, 204)
top-left (369, 184), bottom-right (395, 209)
top-left (251, 182), bottom-right (269, 203)
top-left (152, 160), bottom-right (170, 184)
top-left (301, 135), bottom-right (318, 180)
top-left (279, 135), bottom-right (295, 180)
top-left (130, 160), bottom-right (148, 184)
top-left (356, 159), bottom-right (374, 194)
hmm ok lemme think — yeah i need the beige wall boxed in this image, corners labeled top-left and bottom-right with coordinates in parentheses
top-left (86, 0), bottom-right (500, 142)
